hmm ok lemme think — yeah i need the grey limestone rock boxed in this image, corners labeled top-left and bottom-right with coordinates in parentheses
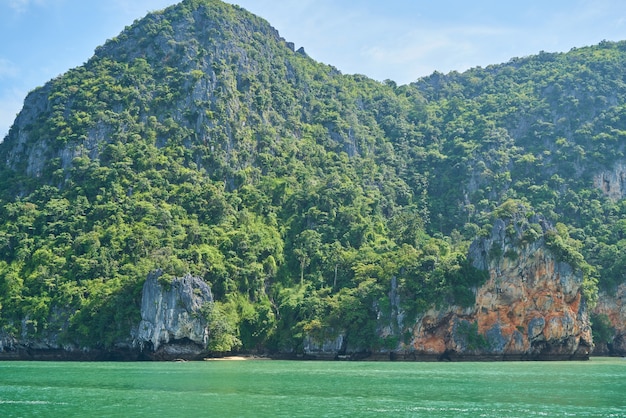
top-left (135, 270), bottom-right (213, 352)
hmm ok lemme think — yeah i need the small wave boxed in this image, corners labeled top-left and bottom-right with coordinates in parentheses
top-left (0, 400), bottom-right (68, 405)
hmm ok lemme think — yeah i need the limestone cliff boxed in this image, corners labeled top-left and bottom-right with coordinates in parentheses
top-left (405, 216), bottom-right (592, 360)
top-left (0, 307), bottom-right (91, 360)
top-left (594, 161), bottom-right (626, 200)
top-left (593, 284), bottom-right (626, 356)
top-left (303, 212), bottom-right (593, 360)
top-left (134, 270), bottom-right (213, 360)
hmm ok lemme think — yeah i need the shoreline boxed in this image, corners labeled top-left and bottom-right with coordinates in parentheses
top-left (0, 349), bottom-right (626, 363)
top-left (204, 355), bottom-right (271, 361)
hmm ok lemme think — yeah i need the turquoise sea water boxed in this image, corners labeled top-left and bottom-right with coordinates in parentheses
top-left (0, 358), bottom-right (625, 417)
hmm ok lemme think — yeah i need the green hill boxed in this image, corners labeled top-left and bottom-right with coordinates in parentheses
top-left (0, 0), bottom-right (624, 357)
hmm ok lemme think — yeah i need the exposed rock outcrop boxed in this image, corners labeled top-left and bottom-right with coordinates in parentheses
top-left (303, 334), bottom-right (346, 360)
top-left (0, 271), bottom-right (215, 361)
top-left (0, 331), bottom-right (17, 355)
top-left (302, 212), bottom-right (593, 361)
top-left (406, 215), bottom-right (592, 360)
top-left (593, 284), bottom-right (626, 356)
top-left (0, 307), bottom-right (98, 360)
top-left (594, 161), bottom-right (626, 200)
top-left (134, 270), bottom-right (213, 360)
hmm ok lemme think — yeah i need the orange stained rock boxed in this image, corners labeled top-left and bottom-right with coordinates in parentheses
top-left (534, 291), bottom-right (554, 311)
top-left (568, 293), bottom-right (581, 315)
top-left (413, 335), bottom-right (446, 353)
top-left (509, 301), bottom-right (526, 322)
top-left (542, 313), bottom-right (574, 340)
top-left (475, 308), bottom-right (497, 330)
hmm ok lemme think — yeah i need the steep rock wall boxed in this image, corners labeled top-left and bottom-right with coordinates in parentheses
top-left (134, 270), bottom-right (213, 360)
top-left (593, 284), bottom-right (626, 355)
top-left (0, 307), bottom-right (98, 360)
top-left (594, 161), bottom-right (626, 200)
top-left (303, 215), bottom-right (593, 360)
top-left (407, 217), bottom-right (592, 360)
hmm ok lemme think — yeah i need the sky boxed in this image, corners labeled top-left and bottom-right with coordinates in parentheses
top-left (2, 0), bottom-right (626, 138)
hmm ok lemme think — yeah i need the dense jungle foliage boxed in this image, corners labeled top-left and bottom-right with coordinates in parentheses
top-left (0, 0), bottom-right (623, 352)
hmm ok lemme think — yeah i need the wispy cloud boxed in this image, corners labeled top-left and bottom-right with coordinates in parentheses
top-left (295, 8), bottom-right (518, 83)
top-left (7, 0), bottom-right (48, 14)
top-left (7, 0), bottom-right (29, 13)
top-left (364, 24), bottom-right (511, 64)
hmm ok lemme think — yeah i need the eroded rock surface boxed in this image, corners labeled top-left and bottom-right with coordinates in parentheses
top-left (407, 216), bottom-right (592, 360)
top-left (301, 216), bottom-right (593, 360)
top-left (593, 284), bottom-right (626, 355)
top-left (134, 270), bottom-right (213, 359)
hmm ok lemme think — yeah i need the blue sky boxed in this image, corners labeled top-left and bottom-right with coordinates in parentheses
top-left (2, 0), bottom-right (626, 138)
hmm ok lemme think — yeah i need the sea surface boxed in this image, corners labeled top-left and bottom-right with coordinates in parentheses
top-left (0, 357), bottom-right (625, 417)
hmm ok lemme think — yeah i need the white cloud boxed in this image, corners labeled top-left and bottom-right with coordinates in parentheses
top-left (7, 0), bottom-right (48, 13)
top-left (365, 30), bottom-right (459, 65)
top-left (350, 23), bottom-right (516, 83)
top-left (7, 0), bottom-right (29, 13)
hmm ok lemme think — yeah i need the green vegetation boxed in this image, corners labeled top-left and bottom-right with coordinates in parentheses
top-left (591, 313), bottom-right (615, 346)
top-left (0, 0), bottom-right (623, 352)
top-left (456, 320), bottom-right (488, 351)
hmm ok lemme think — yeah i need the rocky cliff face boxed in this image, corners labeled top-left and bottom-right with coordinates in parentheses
top-left (304, 213), bottom-right (593, 360)
top-left (0, 306), bottom-right (99, 360)
top-left (405, 217), bottom-right (592, 360)
top-left (594, 161), bottom-right (626, 200)
top-left (134, 270), bottom-right (214, 360)
top-left (593, 284), bottom-right (626, 355)
top-left (0, 270), bottom-right (215, 360)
